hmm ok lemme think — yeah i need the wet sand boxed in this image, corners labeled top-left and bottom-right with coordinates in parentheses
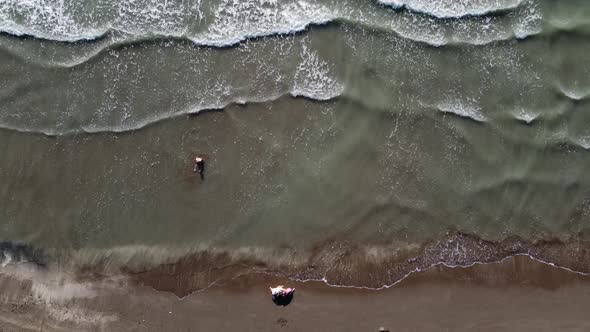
top-left (1, 255), bottom-right (590, 331)
top-left (119, 231), bottom-right (590, 298)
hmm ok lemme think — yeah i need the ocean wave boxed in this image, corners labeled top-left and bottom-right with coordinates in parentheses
top-left (546, 17), bottom-right (590, 32)
top-left (0, 95), bottom-right (273, 136)
top-left (512, 108), bottom-right (539, 123)
top-left (0, 0), bottom-right (110, 42)
top-left (189, 0), bottom-right (335, 48)
top-left (498, 114), bottom-right (590, 152)
top-left (0, 33), bottom-right (347, 135)
top-left (0, 90), bottom-right (535, 136)
top-left (543, 0), bottom-right (590, 31)
top-left (291, 42), bottom-right (344, 100)
top-left (571, 137), bottom-right (590, 150)
top-left (0, 18), bottom-right (535, 72)
top-left (558, 86), bottom-right (590, 101)
top-left (0, 0), bottom-right (544, 48)
top-left (0, 0), bottom-right (335, 44)
top-left (510, 0), bottom-right (543, 39)
top-left (377, 0), bottom-right (523, 18)
top-left (0, 90), bottom-right (339, 136)
top-left (504, 101), bottom-right (571, 126)
top-left (377, 7), bottom-right (539, 47)
top-left (0, 94), bottom-right (340, 136)
top-left (422, 99), bottom-right (487, 122)
top-left (0, 11), bottom-right (546, 76)
top-left (0, 87), bottom-right (546, 136)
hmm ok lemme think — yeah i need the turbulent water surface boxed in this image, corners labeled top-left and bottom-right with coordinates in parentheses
top-left (1, 0), bottom-right (590, 305)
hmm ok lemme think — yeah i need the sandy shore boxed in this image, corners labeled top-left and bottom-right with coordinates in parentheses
top-left (119, 231), bottom-right (590, 298)
top-left (1, 255), bottom-right (590, 331)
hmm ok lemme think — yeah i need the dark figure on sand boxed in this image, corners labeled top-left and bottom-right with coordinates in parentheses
top-left (270, 286), bottom-right (295, 306)
top-left (194, 156), bottom-right (205, 180)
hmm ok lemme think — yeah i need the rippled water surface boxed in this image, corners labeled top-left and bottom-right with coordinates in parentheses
top-left (1, 0), bottom-right (590, 289)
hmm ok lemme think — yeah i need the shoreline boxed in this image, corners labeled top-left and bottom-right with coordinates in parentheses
top-left (1, 254), bottom-right (590, 331)
top-left (4, 230), bottom-right (590, 298)
top-left (124, 231), bottom-right (590, 297)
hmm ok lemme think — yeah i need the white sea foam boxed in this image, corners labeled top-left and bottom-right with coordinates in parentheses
top-left (512, 108), bottom-right (539, 123)
top-left (0, 0), bottom-right (335, 45)
top-left (559, 86), bottom-right (590, 101)
top-left (0, 0), bottom-right (195, 41)
top-left (384, 12), bottom-right (447, 46)
top-left (191, 0), bottom-right (335, 47)
top-left (291, 41), bottom-right (344, 100)
top-left (0, 0), bottom-right (544, 47)
top-left (0, 0), bottom-right (108, 41)
top-left (378, 0), bottom-right (523, 18)
top-left (374, 11), bottom-right (523, 47)
top-left (511, 0), bottom-right (542, 39)
top-left (447, 16), bottom-right (513, 45)
top-left (434, 99), bottom-right (487, 122)
top-left (115, 0), bottom-right (191, 37)
top-left (573, 137), bottom-right (590, 150)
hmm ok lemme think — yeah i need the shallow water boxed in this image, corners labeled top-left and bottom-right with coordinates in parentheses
top-left (1, 0), bottom-right (590, 289)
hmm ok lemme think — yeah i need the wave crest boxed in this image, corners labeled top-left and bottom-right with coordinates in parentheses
top-left (291, 41), bottom-right (344, 100)
top-left (191, 0), bottom-right (335, 47)
top-left (377, 0), bottom-right (523, 18)
top-left (0, 0), bottom-right (543, 47)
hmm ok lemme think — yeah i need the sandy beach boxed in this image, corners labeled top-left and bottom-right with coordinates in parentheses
top-left (0, 255), bottom-right (589, 331)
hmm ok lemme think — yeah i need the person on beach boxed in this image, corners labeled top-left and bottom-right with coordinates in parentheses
top-left (194, 156), bottom-right (205, 180)
top-left (270, 285), bottom-right (295, 306)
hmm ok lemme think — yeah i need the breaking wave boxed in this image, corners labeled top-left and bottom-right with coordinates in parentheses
top-left (0, 0), bottom-right (544, 47)
top-left (377, 0), bottom-right (524, 18)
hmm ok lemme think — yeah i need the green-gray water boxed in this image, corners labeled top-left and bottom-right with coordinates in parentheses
top-left (1, 0), bottom-right (590, 289)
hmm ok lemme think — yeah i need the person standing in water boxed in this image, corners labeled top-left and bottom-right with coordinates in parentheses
top-left (194, 156), bottom-right (205, 180)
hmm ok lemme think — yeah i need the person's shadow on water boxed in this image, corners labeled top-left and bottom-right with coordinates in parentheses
top-left (197, 161), bottom-right (205, 180)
